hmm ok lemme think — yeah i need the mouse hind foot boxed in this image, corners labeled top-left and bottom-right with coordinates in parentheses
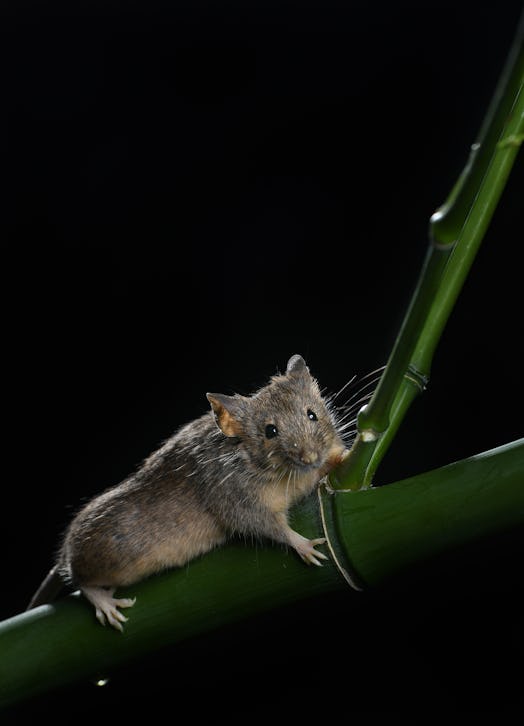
top-left (81, 585), bottom-right (136, 632)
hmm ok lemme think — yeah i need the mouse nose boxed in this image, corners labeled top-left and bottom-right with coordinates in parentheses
top-left (299, 449), bottom-right (318, 465)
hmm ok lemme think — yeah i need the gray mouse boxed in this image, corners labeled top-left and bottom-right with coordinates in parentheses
top-left (27, 354), bottom-right (346, 631)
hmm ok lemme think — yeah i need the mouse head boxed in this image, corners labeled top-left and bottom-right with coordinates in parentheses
top-left (207, 355), bottom-right (345, 477)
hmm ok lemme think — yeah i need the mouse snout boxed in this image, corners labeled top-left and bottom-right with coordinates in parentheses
top-left (298, 448), bottom-right (318, 466)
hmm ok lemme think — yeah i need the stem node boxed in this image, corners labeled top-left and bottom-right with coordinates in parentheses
top-left (404, 364), bottom-right (429, 392)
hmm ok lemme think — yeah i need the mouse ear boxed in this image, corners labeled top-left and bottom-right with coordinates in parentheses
top-left (206, 393), bottom-right (244, 437)
top-left (286, 354), bottom-right (309, 376)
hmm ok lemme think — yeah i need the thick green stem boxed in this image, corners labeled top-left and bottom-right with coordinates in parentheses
top-left (1, 440), bottom-right (523, 708)
top-left (321, 439), bottom-right (524, 586)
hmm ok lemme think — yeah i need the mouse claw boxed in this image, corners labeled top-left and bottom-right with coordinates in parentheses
top-left (305, 537), bottom-right (328, 565)
top-left (307, 555), bottom-right (324, 567)
top-left (95, 607), bottom-right (107, 627)
top-left (288, 532), bottom-right (329, 567)
top-left (310, 537), bottom-right (327, 549)
top-left (82, 587), bottom-right (136, 632)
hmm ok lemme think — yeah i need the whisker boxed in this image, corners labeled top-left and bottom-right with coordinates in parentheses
top-left (325, 367), bottom-right (385, 431)
top-left (338, 392), bottom-right (376, 418)
top-left (325, 374), bottom-right (358, 404)
top-left (339, 375), bottom-right (383, 409)
top-left (357, 365), bottom-right (387, 383)
top-left (336, 403), bottom-right (363, 420)
top-left (337, 416), bottom-right (358, 429)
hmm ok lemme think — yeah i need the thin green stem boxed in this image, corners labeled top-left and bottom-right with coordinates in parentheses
top-left (416, 86), bottom-right (524, 375)
top-left (368, 79), bottom-right (524, 487)
top-left (369, 74), bottom-right (524, 484)
top-left (366, 378), bottom-right (420, 481)
top-left (332, 22), bottom-right (523, 491)
top-left (334, 244), bottom-right (451, 490)
top-left (357, 244), bottom-right (450, 436)
top-left (431, 12), bottom-right (524, 245)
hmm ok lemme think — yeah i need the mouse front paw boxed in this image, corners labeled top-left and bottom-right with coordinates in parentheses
top-left (288, 530), bottom-right (328, 567)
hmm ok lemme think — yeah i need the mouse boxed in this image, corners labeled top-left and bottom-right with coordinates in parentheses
top-left (27, 354), bottom-right (347, 631)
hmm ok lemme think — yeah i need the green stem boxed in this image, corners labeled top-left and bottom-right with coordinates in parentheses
top-left (335, 244), bottom-right (451, 490)
top-left (430, 12), bottom-right (524, 245)
top-left (415, 84), bottom-right (524, 376)
top-left (357, 244), bottom-right (450, 436)
top-left (1, 440), bottom-right (522, 708)
top-left (366, 377), bottom-right (420, 479)
top-left (322, 439), bottom-right (524, 586)
top-left (332, 23), bottom-right (524, 491)
top-left (368, 71), bottom-right (524, 482)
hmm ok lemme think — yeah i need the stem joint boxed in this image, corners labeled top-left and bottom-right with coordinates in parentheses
top-left (404, 364), bottom-right (429, 393)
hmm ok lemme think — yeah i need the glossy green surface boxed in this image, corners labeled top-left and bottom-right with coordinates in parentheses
top-left (334, 23), bottom-right (523, 491)
top-left (0, 494), bottom-right (341, 707)
top-left (1, 440), bottom-right (522, 707)
top-left (322, 439), bottom-right (524, 586)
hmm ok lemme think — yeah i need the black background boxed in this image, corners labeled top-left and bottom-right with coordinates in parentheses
top-left (3, 0), bottom-right (523, 720)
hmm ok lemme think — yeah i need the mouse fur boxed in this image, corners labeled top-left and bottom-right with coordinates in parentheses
top-left (27, 354), bottom-right (346, 630)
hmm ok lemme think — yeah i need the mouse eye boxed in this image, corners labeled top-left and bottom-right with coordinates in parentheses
top-left (265, 424), bottom-right (279, 439)
top-left (307, 409), bottom-right (318, 421)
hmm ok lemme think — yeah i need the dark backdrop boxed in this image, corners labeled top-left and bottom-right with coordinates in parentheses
top-left (3, 1), bottom-right (523, 719)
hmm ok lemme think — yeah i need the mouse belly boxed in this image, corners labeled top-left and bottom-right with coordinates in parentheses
top-left (63, 508), bottom-right (227, 589)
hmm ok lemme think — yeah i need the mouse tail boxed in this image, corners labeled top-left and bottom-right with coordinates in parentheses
top-left (26, 565), bottom-right (64, 610)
